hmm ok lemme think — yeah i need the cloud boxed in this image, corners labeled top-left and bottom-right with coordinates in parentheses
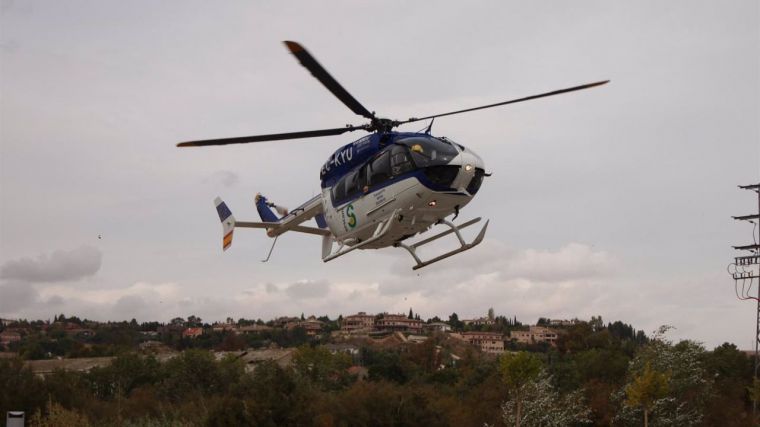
top-left (0, 246), bottom-right (102, 283)
top-left (379, 242), bottom-right (614, 296)
top-left (37, 281), bottom-right (179, 306)
top-left (503, 243), bottom-right (615, 281)
top-left (0, 280), bottom-right (38, 313)
top-left (206, 170), bottom-right (239, 188)
top-left (285, 279), bottom-right (330, 299)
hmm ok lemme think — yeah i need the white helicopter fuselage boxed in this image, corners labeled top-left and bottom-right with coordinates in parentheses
top-left (213, 133), bottom-right (490, 270)
top-left (321, 144), bottom-right (484, 249)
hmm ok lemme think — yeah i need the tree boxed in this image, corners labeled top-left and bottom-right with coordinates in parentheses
top-left (589, 315), bottom-right (604, 332)
top-left (625, 363), bottom-right (669, 427)
top-left (498, 352), bottom-right (542, 426)
top-left (614, 326), bottom-right (711, 426)
top-left (408, 308), bottom-right (414, 319)
top-left (0, 358), bottom-right (47, 418)
top-left (449, 313), bottom-right (463, 330)
top-left (499, 374), bottom-right (591, 427)
top-left (292, 345), bottom-right (352, 390)
top-left (187, 315), bottom-right (202, 327)
top-left (30, 398), bottom-right (91, 427)
top-left (748, 378), bottom-right (760, 408)
top-left (488, 307), bottom-right (495, 321)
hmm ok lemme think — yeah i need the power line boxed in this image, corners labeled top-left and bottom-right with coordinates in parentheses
top-left (730, 183), bottom-right (760, 416)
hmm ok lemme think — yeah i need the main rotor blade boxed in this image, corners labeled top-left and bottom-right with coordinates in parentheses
top-left (400, 80), bottom-right (610, 125)
top-left (284, 41), bottom-right (374, 120)
top-left (177, 125), bottom-right (366, 147)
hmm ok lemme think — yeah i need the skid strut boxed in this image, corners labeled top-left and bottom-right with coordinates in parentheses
top-left (395, 217), bottom-right (489, 270)
top-left (322, 209), bottom-right (401, 263)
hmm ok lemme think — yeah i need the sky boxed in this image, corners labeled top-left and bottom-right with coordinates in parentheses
top-left (1, 1), bottom-right (758, 349)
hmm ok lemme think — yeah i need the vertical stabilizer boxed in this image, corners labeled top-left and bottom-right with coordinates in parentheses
top-left (214, 197), bottom-right (235, 251)
top-left (255, 194), bottom-right (279, 223)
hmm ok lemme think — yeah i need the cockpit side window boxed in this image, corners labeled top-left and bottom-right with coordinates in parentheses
top-left (332, 174), bottom-right (347, 202)
top-left (390, 145), bottom-right (414, 176)
top-left (367, 151), bottom-right (391, 187)
top-left (345, 167), bottom-right (365, 199)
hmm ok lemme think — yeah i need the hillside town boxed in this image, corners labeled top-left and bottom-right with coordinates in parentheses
top-left (1, 309), bottom-right (589, 368)
top-left (0, 311), bottom-right (753, 426)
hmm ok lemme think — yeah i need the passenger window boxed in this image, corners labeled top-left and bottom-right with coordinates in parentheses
top-left (368, 151), bottom-right (391, 186)
top-left (391, 145), bottom-right (414, 176)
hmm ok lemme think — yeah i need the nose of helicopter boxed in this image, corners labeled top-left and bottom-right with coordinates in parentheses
top-left (452, 147), bottom-right (486, 195)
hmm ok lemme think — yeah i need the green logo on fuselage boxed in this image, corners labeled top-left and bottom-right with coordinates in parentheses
top-left (346, 204), bottom-right (357, 229)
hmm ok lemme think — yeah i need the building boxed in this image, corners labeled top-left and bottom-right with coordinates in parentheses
top-left (225, 348), bottom-right (295, 373)
top-left (549, 319), bottom-right (578, 327)
top-left (182, 327), bottom-right (203, 338)
top-left (510, 326), bottom-right (559, 346)
top-left (462, 317), bottom-right (495, 326)
top-left (375, 313), bottom-right (423, 334)
top-left (298, 316), bottom-right (324, 336)
top-left (25, 357), bottom-right (115, 377)
top-left (238, 324), bottom-right (272, 334)
top-left (424, 322), bottom-right (451, 333)
top-left (273, 316), bottom-right (300, 328)
top-left (341, 312), bottom-right (376, 333)
top-left (460, 331), bottom-right (505, 354)
top-left (0, 330), bottom-right (21, 348)
top-left (211, 322), bottom-right (239, 334)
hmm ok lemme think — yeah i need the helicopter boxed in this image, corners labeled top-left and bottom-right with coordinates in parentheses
top-left (178, 41), bottom-right (608, 270)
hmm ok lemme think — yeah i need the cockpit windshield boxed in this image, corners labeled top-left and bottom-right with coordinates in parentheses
top-left (396, 136), bottom-right (460, 168)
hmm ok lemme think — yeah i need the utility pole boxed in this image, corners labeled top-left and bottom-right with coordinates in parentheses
top-left (730, 183), bottom-right (760, 416)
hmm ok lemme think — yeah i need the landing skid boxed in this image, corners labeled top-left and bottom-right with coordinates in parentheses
top-left (322, 210), bottom-right (488, 270)
top-left (395, 217), bottom-right (489, 270)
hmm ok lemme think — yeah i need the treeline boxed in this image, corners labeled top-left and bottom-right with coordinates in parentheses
top-left (0, 323), bottom-right (755, 426)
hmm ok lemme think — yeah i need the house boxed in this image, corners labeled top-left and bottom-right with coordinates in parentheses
top-left (462, 317), bottom-right (495, 326)
top-left (64, 327), bottom-right (94, 338)
top-left (226, 348), bottom-right (295, 373)
top-left (273, 316), bottom-right (300, 328)
top-left (510, 326), bottom-right (559, 346)
top-left (0, 330), bottom-right (21, 348)
top-left (211, 323), bottom-right (239, 334)
top-left (424, 322), bottom-right (451, 333)
top-left (322, 343), bottom-right (360, 363)
top-left (549, 319), bottom-right (578, 327)
top-left (238, 324), bottom-right (272, 334)
top-left (460, 331), bottom-right (505, 354)
top-left (322, 343), bottom-right (360, 356)
top-left (405, 335), bottom-right (429, 344)
top-left (182, 327), bottom-right (204, 338)
top-left (375, 313), bottom-right (423, 334)
top-left (298, 316), bottom-right (324, 336)
top-left (25, 357), bottom-right (115, 377)
top-left (341, 312), bottom-right (376, 333)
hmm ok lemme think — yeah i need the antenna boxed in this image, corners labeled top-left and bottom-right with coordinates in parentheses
top-left (424, 118), bottom-right (435, 135)
top-left (729, 183), bottom-right (760, 415)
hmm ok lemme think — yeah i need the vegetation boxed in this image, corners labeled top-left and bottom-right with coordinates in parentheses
top-left (0, 315), bottom-right (755, 426)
